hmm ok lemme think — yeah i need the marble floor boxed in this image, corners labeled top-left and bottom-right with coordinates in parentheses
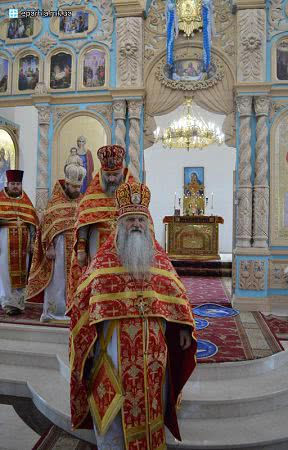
top-left (0, 395), bottom-right (51, 450)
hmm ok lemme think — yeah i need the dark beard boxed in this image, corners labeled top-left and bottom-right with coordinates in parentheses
top-left (64, 187), bottom-right (80, 199)
top-left (6, 189), bottom-right (21, 198)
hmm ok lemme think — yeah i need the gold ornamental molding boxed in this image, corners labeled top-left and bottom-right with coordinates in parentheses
top-left (155, 52), bottom-right (224, 92)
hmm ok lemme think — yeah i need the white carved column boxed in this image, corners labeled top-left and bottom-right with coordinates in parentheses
top-left (116, 17), bottom-right (143, 87)
top-left (128, 100), bottom-right (142, 180)
top-left (35, 105), bottom-right (50, 212)
top-left (253, 96), bottom-right (270, 247)
top-left (236, 96), bottom-right (253, 247)
top-left (113, 100), bottom-right (127, 151)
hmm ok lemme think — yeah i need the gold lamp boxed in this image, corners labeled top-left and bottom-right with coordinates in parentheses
top-left (176, 0), bottom-right (203, 37)
top-left (154, 99), bottom-right (225, 150)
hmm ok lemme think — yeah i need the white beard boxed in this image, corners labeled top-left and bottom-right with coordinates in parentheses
top-left (116, 222), bottom-right (154, 279)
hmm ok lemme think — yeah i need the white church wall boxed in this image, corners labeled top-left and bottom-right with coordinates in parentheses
top-left (0, 106), bottom-right (38, 203)
top-left (144, 105), bottom-right (236, 254)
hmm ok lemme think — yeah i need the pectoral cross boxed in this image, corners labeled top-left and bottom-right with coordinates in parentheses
top-left (135, 295), bottom-right (149, 317)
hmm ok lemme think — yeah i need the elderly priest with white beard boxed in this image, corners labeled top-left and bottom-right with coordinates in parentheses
top-left (69, 181), bottom-right (197, 450)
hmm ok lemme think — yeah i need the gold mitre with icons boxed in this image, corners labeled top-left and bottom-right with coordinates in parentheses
top-left (116, 182), bottom-right (151, 218)
top-left (97, 145), bottom-right (125, 172)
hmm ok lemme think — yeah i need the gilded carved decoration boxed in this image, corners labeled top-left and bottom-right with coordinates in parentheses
top-left (34, 32), bottom-right (57, 55)
top-left (155, 53), bottom-right (224, 91)
top-left (236, 96), bottom-right (253, 248)
top-left (237, 10), bottom-right (266, 82)
top-left (87, 104), bottom-right (113, 126)
top-left (253, 96), bottom-right (270, 248)
top-left (268, 0), bottom-right (286, 39)
top-left (35, 105), bottom-right (51, 211)
top-left (269, 260), bottom-right (288, 289)
top-left (113, 100), bottom-right (127, 153)
top-left (117, 17), bottom-right (143, 87)
top-left (239, 260), bottom-right (265, 291)
top-left (52, 107), bottom-right (79, 129)
top-left (128, 100), bottom-right (142, 180)
top-left (144, 0), bottom-right (236, 72)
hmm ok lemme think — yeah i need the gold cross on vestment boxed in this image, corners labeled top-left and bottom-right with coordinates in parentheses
top-left (135, 295), bottom-right (149, 317)
top-left (17, 217), bottom-right (23, 227)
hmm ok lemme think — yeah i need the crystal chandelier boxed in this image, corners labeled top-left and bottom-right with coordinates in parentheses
top-left (154, 99), bottom-right (225, 150)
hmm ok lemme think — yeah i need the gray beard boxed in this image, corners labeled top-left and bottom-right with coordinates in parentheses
top-left (116, 222), bottom-right (154, 279)
top-left (102, 176), bottom-right (123, 197)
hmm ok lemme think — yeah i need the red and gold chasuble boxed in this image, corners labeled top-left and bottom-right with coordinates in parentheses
top-left (26, 180), bottom-right (81, 302)
top-left (69, 233), bottom-right (197, 449)
top-left (0, 189), bottom-right (38, 289)
top-left (67, 168), bottom-right (135, 312)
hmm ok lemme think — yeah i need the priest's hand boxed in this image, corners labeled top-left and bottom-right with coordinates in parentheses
top-left (46, 245), bottom-right (56, 260)
top-left (179, 328), bottom-right (192, 350)
top-left (77, 250), bottom-right (87, 267)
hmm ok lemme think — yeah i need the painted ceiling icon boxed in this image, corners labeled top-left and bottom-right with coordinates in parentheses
top-left (196, 339), bottom-right (218, 359)
top-left (193, 303), bottom-right (239, 318)
top-left (195, 318), bottom-right (209, 330)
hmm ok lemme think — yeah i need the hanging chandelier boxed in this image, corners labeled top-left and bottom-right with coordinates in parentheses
top-left (154, 99), bottom-right (225, 150)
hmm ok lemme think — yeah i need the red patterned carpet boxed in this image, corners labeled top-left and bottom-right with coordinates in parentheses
top-left (181, 276), bottom-right (231, 306)
top-left (257, 313), bottom-right (288, 349)
top-left (0, 277), bottom-right (284, 363)
top-left (181, 276), bottom-right (254, 363)
top-left (0, 304), bottom-right (68, 327)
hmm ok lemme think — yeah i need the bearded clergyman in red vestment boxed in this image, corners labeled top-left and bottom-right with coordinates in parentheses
top-left (26, 163), bottom-right (86, 322)
top-left (69, 182), bottom-right (197, 449)
top-left (67, 145), bottom-right (136, 312)
top-left (0, 170), bottom-right (38, 315)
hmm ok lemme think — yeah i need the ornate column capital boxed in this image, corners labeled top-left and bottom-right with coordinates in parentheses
top-left (128, 100), bottom-right (143, 120)
top-left (236, 95), bottom-right (253, 116)
top-left (113, 99), bottom-right (126, 120)
top-left (35, 105), bottom-right (51, 125)
top-left (254, 96), bottom-right (270, 116)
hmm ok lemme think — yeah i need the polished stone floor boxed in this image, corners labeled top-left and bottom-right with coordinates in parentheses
top-left (0, 395), bottom-right (51, 450)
